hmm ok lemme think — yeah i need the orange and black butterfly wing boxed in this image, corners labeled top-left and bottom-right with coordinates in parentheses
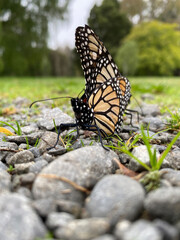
top-left (75, 25), bottom-right (122, 95)
top-left (88, 77), bottom-right (128, 136)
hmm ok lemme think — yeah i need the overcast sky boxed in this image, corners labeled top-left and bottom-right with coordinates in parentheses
top-left (48, 0), bottom-right (102, 49)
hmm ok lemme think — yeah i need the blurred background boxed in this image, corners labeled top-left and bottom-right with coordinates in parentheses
top-left (0, 0), bottom-right (180, 77)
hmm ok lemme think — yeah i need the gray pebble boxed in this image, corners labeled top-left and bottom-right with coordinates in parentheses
top-left (46, 212), bottom-right (74, 229)
top-left (37, 107), bottom-right (73, 130)
top-left (0, 170), bottom-right (11, 193)
top-left (54, 218), bottom-right (110, 240)
top-left (0, 193), bottom-right (47, 240)
top-left (16, 187), bottom-right (32, 198)
top-left (5, 131), bottom-right (44, 145)
top-left (141, 104), bottom-right (161, 116)
top-left (142, 117), bottom-right (165, 132)
top-left (86, 175), bottom-right (145, 225)
top-left (91, 234), bottom-right (115, 240)
top-left (33, 198), bottom-right (56, 217)
top-left (161, 169), bottom-right (180, 187)
top-left (7, 150), bottom-right (34, 165)
top-left (21, 124), bottom-right (39, 135)
top-left (0, 161), bottom-right (8, 170)
top-left (32, 146), bottom-right (117, 204)
top-left (145, 187), bottom-right (180, 223)
top-left (29, 159), bottom-right (48, 174)
top-left (116, 219), bottom-right (162, 240)
top-left (29, 147), bottom-right (41, 158)
top-left (154, 219), bottom-right (179, 240)
top-left (165, 149), bottom-right (180, 170)
top-left (14, 162), bottom-right (34, 174)
top-left (0, 141), bottom-right (18, 161)
top-left (128, 145), bottom-right (161, 171)
top-left (56, 199), bottom-right (82, 217)
top-left (38, 131), bottom-right (63, 153)
top-left (48, 145), bottom-right (67, 156)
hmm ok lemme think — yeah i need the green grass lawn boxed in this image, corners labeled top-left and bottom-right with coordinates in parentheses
top-left (0, 76), bottom-right (180, 111)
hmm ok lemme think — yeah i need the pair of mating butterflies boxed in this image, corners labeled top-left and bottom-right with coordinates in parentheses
top-left (32, 25), bottom-right (132, 149)
top-left (70, 25), bottom-right (131, 144)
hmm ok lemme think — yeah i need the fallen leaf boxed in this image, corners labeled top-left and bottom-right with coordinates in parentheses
top-left (0, 127), bottom-right (15, 136)
top-left (113, 158), bottom-right (138, 177)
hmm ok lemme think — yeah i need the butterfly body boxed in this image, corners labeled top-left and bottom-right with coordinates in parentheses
top-left (71, 96), bottom-right (93, 127)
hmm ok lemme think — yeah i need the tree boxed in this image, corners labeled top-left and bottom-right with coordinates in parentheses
top-left (121, 21), bottom-right (180, 76)
top-left (115, 40), bottom-right (139, 75)
top-left (120, 0), bottom-right (180, 25)
top-left (88, 0), bottom-right (132, 58)
top-left (0, 0), bottom-right (70, 76)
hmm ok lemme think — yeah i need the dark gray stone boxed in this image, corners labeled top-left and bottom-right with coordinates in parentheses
top-left (7, 150), bottom-right (34, 165)
top-left (145, 187), bottom-right (180, 223)
top-left (161, 169), bottom-right (180, 187)
top-left (32, 146), bottom-right (117, 204)
top-left (5, 131), bottom-right (44, 145)
top-left (38, 131), bottom-right (63, 154)
top-left (0, 141), bottom-right (18, 150)
top-left (0, 141), bottom-right (18, 161)
top-left (37, 107), bottom-right (73, 130)
top-left (48, 145), bottom-right (67, 156)
top-left (154, 219), bottom-right (179, 240)
top-left (29, 159), bottom-right (48, 174)
top-left (165, 149), bottom-right (180, 170)
top-left (115, 219), bottom-right (162, 240)
top-left (46, 212), bottom-right (74, 229)
top-left (29, 147), bottom-right (41, 158)
top-left (54, 218), bottom-right (110, 240)
top-left (0, 193), bottom-right (47, 240)
top-left (86, 175), bottom-right (145, 225)
top-left (142, 117), bottom-right (165, 132)
top-left (141, 104), bottom-right (161, 116)
top-left (0, 170), bottom-right (11, 194)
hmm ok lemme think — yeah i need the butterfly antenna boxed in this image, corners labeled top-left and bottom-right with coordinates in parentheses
top-left (29, 96), bottom-right (72, 108)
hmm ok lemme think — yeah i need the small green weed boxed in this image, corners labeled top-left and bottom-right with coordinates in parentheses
top-left (166, 108), bottom-right (180, 130)
top-left (7, 165), bottom-right (15, 173)
top-left (53, 119), bottom-right (58, 134)
top-left (62, 129), bottom-right (77, 151)
top-left (120, 125), bottom-right (180, 171)
top-left (34, 138), bottom-right (39, 147)
top-left (25, 137), bottom-right (30, 149)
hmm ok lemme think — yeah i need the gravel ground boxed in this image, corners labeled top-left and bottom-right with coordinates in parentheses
top-left (0, 97), bottom-right (180, 240)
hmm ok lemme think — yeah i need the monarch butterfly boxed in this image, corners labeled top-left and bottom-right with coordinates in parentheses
top-left (56, 25), bottom-right (131, 149)
top-left (31, 25), bottom-right (132, 150)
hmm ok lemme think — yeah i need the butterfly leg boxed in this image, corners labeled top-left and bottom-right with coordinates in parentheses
top-left (83, 124), bottom-right (109, 151)
top-left (47, 122), bottom-right (78, 150)
top-left (125, 109), bottom-right (140, 129)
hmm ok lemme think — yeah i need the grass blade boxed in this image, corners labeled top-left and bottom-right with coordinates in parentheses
top-left (156, 131), bottom-right (180, 170)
